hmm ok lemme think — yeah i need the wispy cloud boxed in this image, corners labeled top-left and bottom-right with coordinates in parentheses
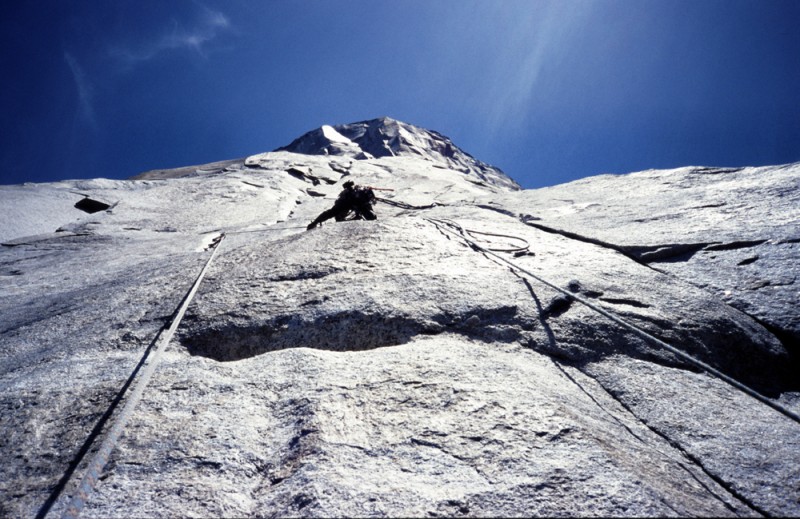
top-left (480, 2), bottom-right (594, 137)
top-left (64, 52), bottom-right (97, 128)
top-left (110, 7), bottom-right (231, 65)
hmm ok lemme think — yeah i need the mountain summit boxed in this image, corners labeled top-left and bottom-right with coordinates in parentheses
top-left (276, 117), bottom-right (520, 190)
top-left (1, 118), bottom-right (799, 517)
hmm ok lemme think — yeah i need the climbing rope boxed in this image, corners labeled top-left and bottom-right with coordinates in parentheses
top-left (375, 196), bottom-right (438, 211)
top-left (458, 227), bottom-right (530, 254)
top-left (427, 217), bottom-right (529, 254)
top-left (426, 217), bottom-right (800, 426)
top-left (34, 206), bottom-right (798, 518)
top-left (45, 233), bottom-right (227, 519)
top-left (378, 198), bottom-right (530, 253)
top-left (224, 225), bottom-right (308, 235)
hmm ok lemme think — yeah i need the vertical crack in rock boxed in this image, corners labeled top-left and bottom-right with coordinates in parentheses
top-left (550, 360), bottom-right (747, 514)
top-left (253, 397), bottom-right (325, 516)
top-left (3, 123), bottom-right (797, 517)
top-left (512, 215), bottom-right (797, 394)
top-left (266, 398), bottom-right (320, 487)
top-left (581, 373), bottom-right (770, 517)
top-left (549, 359), bottom-right (647, 445)
top-left (520, 268), bottom-right (751, 513)
top-left (498, 240), bottom-right (792, 396)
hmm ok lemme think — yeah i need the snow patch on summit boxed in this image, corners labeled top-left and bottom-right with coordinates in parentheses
top-left (320, 125), bottom-right (352, 145)
top-left (277, 117), bottom-right (520, 190)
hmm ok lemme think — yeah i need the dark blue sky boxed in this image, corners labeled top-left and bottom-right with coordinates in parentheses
top-left (1, 1), bottom-right (798, 188)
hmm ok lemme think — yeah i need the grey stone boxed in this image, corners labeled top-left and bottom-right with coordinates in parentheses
top-left (1, 119), bottom-right (797, 517)
top-left (502, 163), bottom-right (800, 351)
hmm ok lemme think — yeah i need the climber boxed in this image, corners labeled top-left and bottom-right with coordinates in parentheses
top-left (306, 180), bottom-right (377, 230)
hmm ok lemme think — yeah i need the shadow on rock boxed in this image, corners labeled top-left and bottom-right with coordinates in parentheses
top-left (180, 307), bottom-right (528, 362)
top-left (516, 275), bottom-right (796, 397)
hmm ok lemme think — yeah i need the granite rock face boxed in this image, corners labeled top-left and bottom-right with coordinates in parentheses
top-left (502, 164), bottom-right (800, 349)
top-left (1, 119), bottom-right (798, 517)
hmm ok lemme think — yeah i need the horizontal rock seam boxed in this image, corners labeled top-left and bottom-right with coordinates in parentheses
top-left (425, 217), bottom-right (800, 427)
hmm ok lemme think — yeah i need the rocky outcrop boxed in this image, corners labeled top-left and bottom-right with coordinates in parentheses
top-left (275, 117), bottom-right (520, 191)
top-left (502, 163), bottom-right (800, 351)
top-left (1, 119), bottom-right (798, 517)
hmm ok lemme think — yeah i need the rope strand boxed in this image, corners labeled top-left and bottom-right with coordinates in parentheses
top-left (52, 234), bottom-right (226, 518)
top-left (426, 217), bottom-right (800, 426)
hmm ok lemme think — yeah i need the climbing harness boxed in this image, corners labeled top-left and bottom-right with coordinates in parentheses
top-left (42, 234), bottom-right (227, 519)
top-left (426, 217), bottom-right (800, 426)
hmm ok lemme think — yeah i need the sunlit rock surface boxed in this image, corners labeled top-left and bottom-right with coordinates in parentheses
top-left (1, 119), bottom-right (798, 517)
top-left (502, 164), bottom-right (800, 347)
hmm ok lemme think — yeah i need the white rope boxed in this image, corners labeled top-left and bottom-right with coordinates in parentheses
top-left (57, 234), bottom-right (226, 518)
top-left (426, 217), bottom-right (800, 426)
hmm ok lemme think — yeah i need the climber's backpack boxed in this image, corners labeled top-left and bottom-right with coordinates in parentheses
top-left (352, 186), bottom-right (376, 206)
